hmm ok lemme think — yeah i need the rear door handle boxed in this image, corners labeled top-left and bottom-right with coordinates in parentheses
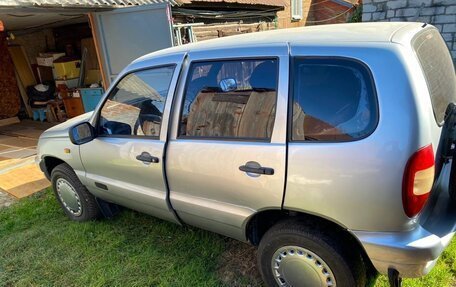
top-left (136, 152), bottom-right (159, 163)
top-left (239, 164), bottom-right (274, 175)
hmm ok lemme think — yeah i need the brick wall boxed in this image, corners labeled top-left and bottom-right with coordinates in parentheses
top-left (277, 1), bottom-right (312, 28)
top-left (278, 0), bottom-right (359, 29)
top-left (362, 0), bottom-right (456, 64)
top-left (307, 0), bottom-right (357, 26)
top-left (0, 32), bottom-right (21, 118)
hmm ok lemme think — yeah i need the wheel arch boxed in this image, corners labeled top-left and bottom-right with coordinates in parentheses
top-left (41, 156), bottom-right (67, 180)
top-left (245, 209), bottom-right (375, 272)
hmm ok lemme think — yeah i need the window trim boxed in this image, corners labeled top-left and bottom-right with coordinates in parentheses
top-left (176, 57), bottom-right (280, 143)
top-left (95, 64), bottom-right (177, 140)
top-left (291, 0), bottom-right (303, 21)
top-left (288, 56), bottom-right (379, 143)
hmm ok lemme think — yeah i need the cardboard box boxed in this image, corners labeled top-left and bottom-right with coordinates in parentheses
top-left (55, 78), bottom-right (79, 89)
top-left (36, 53), bottom-right (65, 67)
top-left (36, 56), bottom-right (54, 67)
top-left (39, 52), bottom-right (65, 61)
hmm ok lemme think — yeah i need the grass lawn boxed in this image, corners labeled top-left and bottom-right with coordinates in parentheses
top-left (0, 188), bottom-right (454, 287)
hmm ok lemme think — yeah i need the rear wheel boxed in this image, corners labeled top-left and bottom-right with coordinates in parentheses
top-left (51, 163), bottom-right (100, 221)
top-left (257, 220), bottom-right (366, 287)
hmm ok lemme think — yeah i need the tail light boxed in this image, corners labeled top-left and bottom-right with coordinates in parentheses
top-left (402, 144), bottom-right (435, 217)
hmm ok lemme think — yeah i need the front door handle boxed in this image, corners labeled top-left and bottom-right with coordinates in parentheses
top-left (136, 152), bottom-right (159, 163)
top-left (239, 162), bottom-right (274, 175)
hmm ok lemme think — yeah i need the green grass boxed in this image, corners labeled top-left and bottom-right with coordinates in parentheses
top-left (0, 188), bottom-right (454, 286)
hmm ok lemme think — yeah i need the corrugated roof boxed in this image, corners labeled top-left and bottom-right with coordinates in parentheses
top-left (0, 0), bottom-right (182, 8)
top-left (0, 0), bottom-right (286, 8)
top-left (178, 0), bottom-right (286, 7)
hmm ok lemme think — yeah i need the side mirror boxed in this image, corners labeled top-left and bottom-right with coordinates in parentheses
top-left (69, 122), bottom-right (95, 145)
top-left (219, 78), bottom-right (237, 92)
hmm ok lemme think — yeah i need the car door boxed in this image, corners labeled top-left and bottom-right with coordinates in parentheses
top-left (80, 56), bottom-right (183, 224)
top-left (166, 46), bottom-right (289, 241)
top-left (90, 3), bottom-right (174, 86)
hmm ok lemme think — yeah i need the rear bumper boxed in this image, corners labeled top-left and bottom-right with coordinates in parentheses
top-left (353, 223), bottom-right (454, 277)
top-left (353, 163), bottom-right (456, 278)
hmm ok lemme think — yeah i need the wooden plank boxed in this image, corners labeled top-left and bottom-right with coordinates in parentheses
top-left (88, 13), bottom-right (109, 90)
top-left (195, 35), bottom-right (219, 42)
top-left (7, 45), bottom-right (36, 88)
top-left (193, 30), bottom-right (219, 37)
top-left (192, 22), bottom-right (262, 31)
top-left (0, 117), bottom-right (19, 127)
top-left (81, 37), bottom-right (100, 70)
top-left (0, 163), bottom-right (50, 199)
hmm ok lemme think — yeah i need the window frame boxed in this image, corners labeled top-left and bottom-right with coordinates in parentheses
top-left (177, 57), bottom-right (280, 143)
top-left (291, 0), bottom-right (303, 21)
top-left (95, 64), bottom-right (177, 140)
top-left (288, 56), bottom-right (379, 143)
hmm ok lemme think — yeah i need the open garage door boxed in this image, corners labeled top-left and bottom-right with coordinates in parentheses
top-left (90, 3), bottom-right (173, 86)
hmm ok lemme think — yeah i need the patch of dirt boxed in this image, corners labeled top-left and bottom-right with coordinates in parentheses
top-left (0, 189), bottom-right (15, 209)
top-left (217, 239), bottom-right (263, 287)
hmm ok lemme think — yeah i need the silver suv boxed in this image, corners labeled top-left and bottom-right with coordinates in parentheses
top-left (37, 22), bottom-right (456, 287)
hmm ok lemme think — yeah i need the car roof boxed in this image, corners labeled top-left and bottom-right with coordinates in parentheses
top-left (134, 22), bottom-right (426, 64)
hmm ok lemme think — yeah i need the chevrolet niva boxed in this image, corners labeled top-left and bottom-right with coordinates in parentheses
top-left (37, 22), bottom-right (456, 287)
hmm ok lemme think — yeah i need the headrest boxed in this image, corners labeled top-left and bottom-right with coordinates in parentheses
top-left (249, 61), bottom-right (277, 90)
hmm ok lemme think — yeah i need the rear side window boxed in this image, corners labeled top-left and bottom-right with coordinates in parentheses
top-left (291, 58), bottom-right (378, 142)
top-left (413, 29), bottom-right (456, 125)
top-left (179, 59), bottom-right (278, 140)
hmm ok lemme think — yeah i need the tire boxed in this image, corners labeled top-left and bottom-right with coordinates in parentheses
top-left (257, 220), bottom-right (366, 287)
top-left (51, 163), bottom-right (100, 221)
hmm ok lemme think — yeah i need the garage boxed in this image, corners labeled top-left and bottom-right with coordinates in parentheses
top-left (0, 0), bottom-right (285, 199)
top-left (0, 1), bottom-right (178, 198)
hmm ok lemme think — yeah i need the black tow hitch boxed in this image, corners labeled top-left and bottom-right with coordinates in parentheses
top-left (388, 268), bottom-right (402, 287)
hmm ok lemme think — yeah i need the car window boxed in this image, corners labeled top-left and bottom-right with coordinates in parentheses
top-left (179, 59), bottom-right (279, 140)
top-left (98, 66), bottom-right (175, 137)
top-left (291, 58), bottom-right (377, 142)
top-left (413, 29), bottom-right (456, 125)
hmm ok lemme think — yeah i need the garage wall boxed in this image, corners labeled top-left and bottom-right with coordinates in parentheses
top-left (8, 29), bottom-right (55, 65)
top-left (0, 32), bottom-right (21, 118)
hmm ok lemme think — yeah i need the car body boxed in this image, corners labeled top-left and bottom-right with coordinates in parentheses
top-left (37, 22), bottom-right (456, 286)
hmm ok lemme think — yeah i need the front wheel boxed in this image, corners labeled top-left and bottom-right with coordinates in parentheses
top-left (51, 163), bottom-right (100, 221)
top-left (257, 220), bottom-right (366, 287)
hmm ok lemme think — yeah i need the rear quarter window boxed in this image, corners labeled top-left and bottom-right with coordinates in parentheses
top-left (413, 28), bottom-right (456, 125)
top-left (291, 58), bottom-right (378, 142)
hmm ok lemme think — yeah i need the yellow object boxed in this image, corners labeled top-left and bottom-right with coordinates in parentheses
top-left (8, 45), bottom-right (36, 87)
top-left (84, 69), bottom-right (102, 85)
top-left (54, 60), bottom-right (81, 79)
top-left (0, 163), bottom-right (50, 198)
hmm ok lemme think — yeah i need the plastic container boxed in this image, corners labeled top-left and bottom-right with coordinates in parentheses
top-left (54, 60), bottom-right (81, 79)
top-left (80, 88), bottom-right (104, 112)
